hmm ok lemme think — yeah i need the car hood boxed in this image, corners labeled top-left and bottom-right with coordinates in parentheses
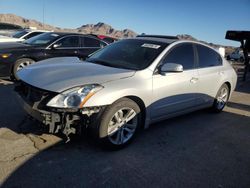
top-left (0, 42), bottom-right (31, 50)
top-left (17, 57), bottom-right (136, 93)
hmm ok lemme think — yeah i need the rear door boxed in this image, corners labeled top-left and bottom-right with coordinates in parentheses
top-left (151, 43), bottom-right (199, 120)
top-left (45, 35), bottom-right (80, 58)
top-left (78, 36), bottom-right (107, 60)
top-left (195, 44), bottom-right (224, 105)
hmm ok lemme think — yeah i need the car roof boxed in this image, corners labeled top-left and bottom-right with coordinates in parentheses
top-left (135, 35), bottom-right (179, 44)
top-left (22, 29), bottom-right (50, 32)
top-left (51, 32), bottom-right (98, 38)
top-left (134, 35), bottom-right (223, 57)
top-left (29, 30), bottom-right (51, 33)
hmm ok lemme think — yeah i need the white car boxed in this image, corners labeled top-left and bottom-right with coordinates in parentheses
top-left (16, 35), bottom-right (238, 149)
top-left (0, 29), bottom-right (50, 43)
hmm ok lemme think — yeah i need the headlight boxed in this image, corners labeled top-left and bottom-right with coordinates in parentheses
top-left (0, 53), bottom-right (12, 59)
top-left (47, 84), bottom-right (103, 108)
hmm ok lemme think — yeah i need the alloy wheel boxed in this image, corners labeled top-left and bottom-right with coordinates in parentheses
top-left (17, 60), bottom-right (34, 71)
top-left (216, 87), bottom-right (228, 110)
top-left (107, 107), bottom-right (138, 145)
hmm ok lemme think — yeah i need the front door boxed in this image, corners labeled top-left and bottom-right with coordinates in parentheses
top-left (45, 35), bottom-right (80, 58)
top-left (151, 43), bottom-right (198, 120)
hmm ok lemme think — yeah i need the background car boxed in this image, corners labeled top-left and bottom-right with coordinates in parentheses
top-left (226, 48), bottom-right (244, 62)
top-left (0, 32), bottom-right (108, 79)
top-left (0, 29), bottom-right (50, 43)
top-left (0, 22), bottom-right (23, 36)
top-left (93, 34), bottom-right (118, 44)
top-left (15, 35), bottom-right (237, 149)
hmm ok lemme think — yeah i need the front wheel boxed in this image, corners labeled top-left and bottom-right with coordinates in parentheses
top-left (13, 58), bottom-right (35, 80)
top-left (93, 98), bottom-right (142, 150)
top-left (212, 83), bottom-right (229, 112)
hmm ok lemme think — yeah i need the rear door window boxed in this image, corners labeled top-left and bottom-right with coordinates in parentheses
top-left (162, 43), bottom-right (195, 70)
top-left (197, 44), bottom-right (222, 68)
top-left (81, 37), bottom-right (106, 48)
top-left (55, 36), bottom-right (80, 48)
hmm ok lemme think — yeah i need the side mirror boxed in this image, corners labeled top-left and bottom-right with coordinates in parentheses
top-left (160, 63), bottom-right (183, 74)
top-left (52, 43), bottom-right (61, 49)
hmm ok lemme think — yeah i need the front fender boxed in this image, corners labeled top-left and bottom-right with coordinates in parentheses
top-left (84, 74), bottom-right (152, 108)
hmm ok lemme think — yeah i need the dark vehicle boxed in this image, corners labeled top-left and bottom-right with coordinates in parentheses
top-left (225, 30), bottom-right (250, 81)
top-left (93, 34), bottom-right (118, 44)
top-left (0, 32), bottom-right (108, 79)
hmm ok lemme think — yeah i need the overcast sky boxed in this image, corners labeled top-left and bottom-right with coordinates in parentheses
top-left (0, 0), bottom-right (250, 46)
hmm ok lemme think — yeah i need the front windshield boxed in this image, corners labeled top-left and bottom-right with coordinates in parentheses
top-left (12, 30), bottom-right (28, 38)
top-left (87, 39), bottom-right (168, 70)
top-left (23, 32), bottom-right (59, 46)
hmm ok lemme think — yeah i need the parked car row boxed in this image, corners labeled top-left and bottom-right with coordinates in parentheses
top-left (14, 35), bottom-right (237, 149)
top-left (0, 31), bottom-right (118, 79)
top-left (0, 22), bottom-right (23, 36)
top-left (0, 29), bottom-right (50, 43)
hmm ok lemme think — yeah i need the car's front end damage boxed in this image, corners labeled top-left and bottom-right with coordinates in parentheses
top-left (13, 57), bottom-right (136, 142)
top-left (15, 81), bottom-right (105, 142)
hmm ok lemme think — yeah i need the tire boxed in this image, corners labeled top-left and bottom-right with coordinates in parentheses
top-left (212, 83), bottom-right (229, 112)
top-left (13, 58), bottom-right (35, 80)
top-left (92, 98), bottom-right (142, 150)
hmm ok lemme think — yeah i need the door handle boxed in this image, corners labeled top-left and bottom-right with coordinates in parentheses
top-left (74, 51), bottom-right (78, 54)
top-left (190, 77), bottom-right (199, 83)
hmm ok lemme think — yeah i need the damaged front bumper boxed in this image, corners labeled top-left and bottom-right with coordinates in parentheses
top-left (15, 82), bottom-right (103, 141)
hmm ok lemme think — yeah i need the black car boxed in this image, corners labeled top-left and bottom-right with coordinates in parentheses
top-left (0, 32), bottom-right (108, 79)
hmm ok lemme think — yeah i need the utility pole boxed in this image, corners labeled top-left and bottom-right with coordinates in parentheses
top-left (42, 0), bottom-right (45, 29)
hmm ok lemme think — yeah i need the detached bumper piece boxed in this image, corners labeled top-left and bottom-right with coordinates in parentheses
top-left (15, 81), bottom-right (102, 142)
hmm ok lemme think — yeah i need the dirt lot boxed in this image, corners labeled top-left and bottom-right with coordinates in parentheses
top-left (0, 75), bottom-right (250, 188)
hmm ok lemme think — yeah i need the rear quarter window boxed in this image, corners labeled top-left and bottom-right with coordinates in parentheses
top-left (82, 37), bottom-right (103, 47)
top-left (197, 44), bottom-right (222, 68)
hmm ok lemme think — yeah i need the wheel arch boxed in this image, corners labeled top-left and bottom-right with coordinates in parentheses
top-left (224, 81), bottom-right (232, 98)
top-left (125, 96), bottom-right (146, 129)
top-left (11, 57), bottom-right (36, 75)
top-left (105, 96), bottom-right (147, 130)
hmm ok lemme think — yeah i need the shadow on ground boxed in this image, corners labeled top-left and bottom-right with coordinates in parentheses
top-left (227, 101), bottom-right (250, 112)
top-left (1, 108), bottom-right (250, 188)
top-left (236, 80), bottom-right (250, 94)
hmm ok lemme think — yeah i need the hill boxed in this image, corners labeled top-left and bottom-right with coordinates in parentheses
top-left (0, 14), bottom-right (137, 38)
top-left (0, 14), bottom-right (236, 52)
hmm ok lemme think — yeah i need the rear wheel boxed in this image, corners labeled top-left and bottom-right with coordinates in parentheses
top-left (13, 58), bottom-right (35, 80)
top-left (212, 83), bottom-right (229, 112)
top-left (93, 98), bottom-right (141, 150)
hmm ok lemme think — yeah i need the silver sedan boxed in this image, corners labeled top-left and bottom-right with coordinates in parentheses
top-left (16, 35), bottom-right (237, 149)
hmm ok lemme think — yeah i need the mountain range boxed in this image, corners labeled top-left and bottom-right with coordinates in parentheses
top-left (0, 14), bottom-right (137, 38)
top-left (0, 14), bottom-right (235, 52)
